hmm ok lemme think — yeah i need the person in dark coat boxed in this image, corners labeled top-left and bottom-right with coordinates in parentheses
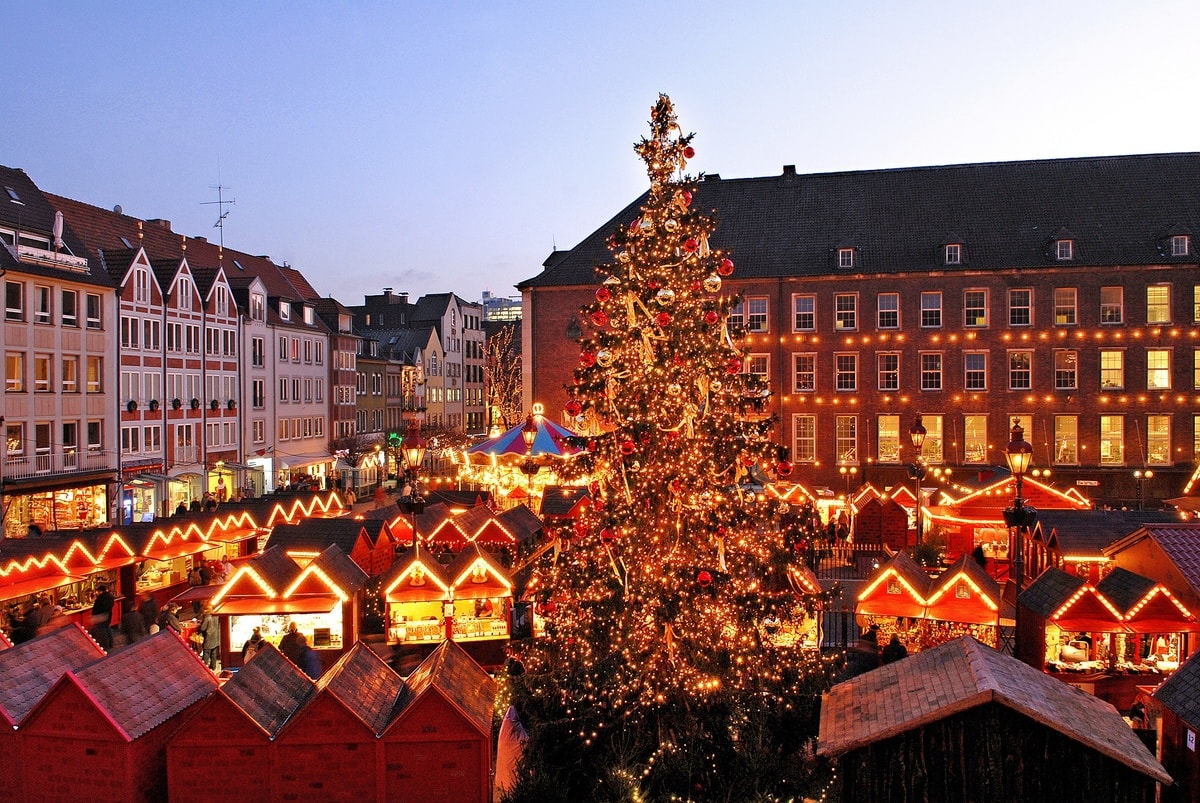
top-left (138, 595), bottom-right (159, 632)
top-left (157, 602), bottom-right (183, 633)
top-left (882, 634), bottom-right (909, 664)
top-left (121, 601), bottom-right (148, 644)
top-left (198, 606), bottom-right (221, 670)
top-left (89, 584), bottom-right (115, 650)
top-left (278, 621), bottom-right (304, 665)
top-left (296, 634), bottom-right (323, 679)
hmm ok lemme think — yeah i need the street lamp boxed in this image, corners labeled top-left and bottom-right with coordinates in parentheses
top-left (838, 464), bottom-right (858, 497)
top-left (1133, 469), bottom-right (1153, 511)
top-left (1003, 418), bottom-right (1037, 658)
top-left (908, 416), bottom-right (928, 545)
top-left (397, 420), bottom-right (428, 547)
top-left (520, 414), bottom-right (541, 497)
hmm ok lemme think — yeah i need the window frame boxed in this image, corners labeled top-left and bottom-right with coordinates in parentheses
top-left (1008, 288), bottom-right (1032, 327)
top-left (964, 352), bottom-right (988, 390)
top-left (920, 292), bottom-right (942, 328)
top-left (834, 293), bottom-right (857, 331)
top-left (791, 294), bottom-right (816, 332)
top-left (1054, 288), bottom-right (1077, 326)
top-left (792, 353), bottom-right (816, 393)
top-left (877, 352), bottom-right (899, 391)
top-left (834, 353), bottom-right (857, 392)
top-left (1054, 350), bottom-right (1078, 390)
top-left (1009, 351), bottom-right (1032, 391)
top-left (1147, 285), bottom-right (1171, 324)
top-left (920, 352), bottom-right (943, 391)
top-left (1100, 286), bottom-right (1124, 324)
top-left (877, 292), bottom-right (899, 329)
top-left (964, 289), bottom-right (988, 328)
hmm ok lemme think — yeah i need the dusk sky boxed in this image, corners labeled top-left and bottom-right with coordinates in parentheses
top-left (8, 2), bottom-right (1200, 305)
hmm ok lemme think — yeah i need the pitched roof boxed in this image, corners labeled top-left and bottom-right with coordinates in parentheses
top-left (0, 166), bottom-right (107, 286)
top-left (496, 504), bottom-right (545, 542)
top-left (70, 629), bottom-right (217, 740)
top-left (1094, 567), bottom-right (1158, 616)
top-left (320, 642), bottom-right (406, 735)
top-left (1153, 648), bottom-right (1200, 731)
top-left (521, 153), bottom-right (1200, 289)
top-left (0, 624), bottom-right (106, 725)
top-left (220, 644), bottom-right (316, 737)
top-left (394, 640), bottom-right (494, 737)
top-left (1034, 510), bottom-right (1182, 557)
top-left (1111, 524), bottom-right (1200, 597)
top-left (538, 486), bottom-right (591, 518)
top-left (310, 543), bottom-right (369, 593)
top-left (1018, 567), bottom-right (1086, 618)
top-left (267, 518), bottom-right (367, 555)
top-left (818, 637), bottom-right (1169, 783)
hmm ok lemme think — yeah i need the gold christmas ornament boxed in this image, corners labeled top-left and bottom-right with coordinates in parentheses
top-left (596, 349), bottom-right (614, 367)
top-left (702, 274), bottom-right (722, 293)
top-left (655, 288), bottom-right (675, 306)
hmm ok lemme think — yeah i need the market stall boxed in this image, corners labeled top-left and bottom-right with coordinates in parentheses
top-left (921, 555), bottom-right (1002, 649)
top-left (856, 552), bottom-right (933, 650)
top-left (1095, 567), bottom-right (1199, 673)
top-left (383, 544), bottom-right (454, 646)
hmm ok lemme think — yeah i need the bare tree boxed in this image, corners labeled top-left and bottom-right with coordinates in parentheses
top-left (484, 323), bottom-right (523, 429)
top-left (329, 431), bottom-right (380, 472)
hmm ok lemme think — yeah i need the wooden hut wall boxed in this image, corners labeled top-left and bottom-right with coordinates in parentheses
top-left (273, 694), bottom-right (379, 800)
top-left (383, 692), bottom-right (491, 803)
top-left (834, 704), bottom-right (1158, 803)
top-left (1158, 708), bottom-right (1200, 803)
top-left (167, 694), bottom-right (275, 803)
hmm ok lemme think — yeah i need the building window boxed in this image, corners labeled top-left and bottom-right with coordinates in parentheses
top-left (945, 243), bottom-right (961, 265)
top-left (278, 378), bottom-right (288, 402)
top-left (877, 353), bottom-right (899, 391)
top-left (87, 420), bottom-right (102, 451)
top-left (1147, 285), bottom-right (1171, 324)
top-left (1054, 350), bottom-right (1077, 390)
top-left (33, 354), bottom-right (51, 393)
top-left (792, 415), bottom-right (816, 463)
top-left (1147, 349), bottom-right (1171, 390)
top-left (85, 294), bottom-right (102, 329)
top-left (728, 299), bottom-right (744, 330)
top-left (134, 267), bottom-right (151, 304)
top-left (917, 415), bottom-right (944, 463)
top-left (121, 316), bottom-right (139, 349)
top-left (792, 294), bottom-right (815, 331)
top-left (252, 337), bottom-right (264, 368)
top-left (746, 354), bottom-right (769, 381)
top-left (835, 354), bottom-right (857, 392)
top-left (1056, 239), bottom-right (1074, 260)
top-left (1194, 285), bottom-right (1200, 323)
top-left (963, 415), bottom-right (987, 464)
top-left (877, 415), bottom-right (900, 463)
top-left (1171, 234), bottom-right (1190, 256)
top-left (920, 292), bottom-right (942, 328)
top-left (792, 354), bottom-right (815, 392)
top-left (279, 301), bottom-right (290, 321)
top-left (1054, 288), bottom-right (1077, 325)
top-left (1054, 416), bottom-right (1079, 464)
top-left (834, 294), bottom-right (857, 331)
top-left (838, 248), bottom-right (855, 269)
top-left (4, 422), bottom-right (23, 456)
top-left (252, 379), bottom-right (265, 409)
top-left (1100, 287), bottom-right (1124, 324)
top-left (1147, 414), bottom-right (1171, 465)
top-left (62, 356), bottom-right (78, 393)
top-left (1099, 415), bottom-right (1124, 465)
top-left (1008, 289), bottom-right (1031, 327)
top-left (836, 416), bottom-right (857, 463)
top-left (964, 290), bottom-right (987, 328)
top-left (5, 281), bottom-right (23, 321)
top-left (920, 353), bottom-right (942, 391)
top-left (6, 352), bottom-right (24, 392)
top-left (743, 296), bottom-right (768, 333)
top-left (61, 290), bottom-right (78, 327)
top-left (1009, 351), bottom-right (1032, 391)
top-left (34, 285), bottom-right (51, 325)
top-left (877, 293), bottom-right (899, 329)
top-left (1100, 350), bottom-right (1124, 389)
top-left (964, 353), bottom-right (987, 390)
top-left (143, 320), bottom-right (160, 351)
top-left (253, 419), bottom-right (265, 444)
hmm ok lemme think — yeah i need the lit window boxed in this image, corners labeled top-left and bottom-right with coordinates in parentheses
top-left (1147, 285), bottom-right (1171, 324)
top-left (1054, 288), bottom-right (1077, 325)
top-left (792, 414), bottom-right (816, 463)
top-left (1054, 416), bottom-right (1078, 464)
top-left (1099, 415), bottom-right (1124, 465)
top-left (1100, 287), bottom-right (1123, 324)
top-left (1147, 350), bottom-right (1171, 390)
top-left (1147, 415), bottom-right (1171, 465)
top-left (877, 415), bottom-right (900, 463)
top-left (1100, 350), bottom-right (1124, 389)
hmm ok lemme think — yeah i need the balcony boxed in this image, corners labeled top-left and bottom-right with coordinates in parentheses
top-left (3, 449), bottom-right (117, 482)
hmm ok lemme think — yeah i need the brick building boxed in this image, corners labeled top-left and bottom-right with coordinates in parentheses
top-left (520, 154), bottom-right (1200, 506)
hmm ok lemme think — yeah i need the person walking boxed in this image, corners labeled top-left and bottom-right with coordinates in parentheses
top-left (89, 584), bottom-right (115, 650)
top-left (882, 634), bottom-right (909, 664)
top-left (198, 606), bottom-right (221, 671)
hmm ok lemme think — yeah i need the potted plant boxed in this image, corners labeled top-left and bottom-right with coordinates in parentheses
top-left (126, 399), bottom-right (138, 413)
top-left (189, 398), bottom-right (200, 410)
top-left (148, 399), bottom-right (159, 411)
top-left (172, 398), bottom-right (182, 410)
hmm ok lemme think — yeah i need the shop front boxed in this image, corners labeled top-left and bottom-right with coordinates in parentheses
top-left (2, 479), bottom-right (112, 538)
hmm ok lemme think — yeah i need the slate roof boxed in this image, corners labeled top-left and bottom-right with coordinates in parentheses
top-left (267, 518), bottom-right (367, 555)
top-left (394, 639), bottom-right (495, 738)
top-left (496, 504), bottom-right (544, 543)
top-left (520, 153), bottom-right (1200, 289)
top-left (424, 489), bottom-right (493, 509)
top-left (1018, 567), bottom-right (1086, 619)
top-left (220, 643), bottom-right (316, 738)
top-left (818, 636), bottom-right (1170, 783)
top-left (1094, 567), bottom-right (1159, 616)
top-left (538, 486), bottom-right (591, 518)
top-left (1115, 524), bottom-right (1200, 597)
top-left (320, 641), bottom-right (406, 736)
top-left (0, 625), bottom-right (105, 726)
top-left (0, 166), bottom-right (104, 286)
top-left (929, 554), bottom-right (1001, 604)
top-left (310, 543), bottom-right (369, 593)
top-left (69, 628), bottom-right (217, 740)
top-left (382, 542), bottom-right (453, 593)
top-left (1033, 510), bottom-right (1180, 558)
top-left (1153, 648), bottom-right (1200, 731)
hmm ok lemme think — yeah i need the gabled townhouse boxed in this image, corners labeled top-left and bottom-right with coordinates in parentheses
top-left (409, 292), bottom-right (486, 435)
top-left (0, 167), bottom-right (119, 537)
top-left (311, 296), bottom-right (362, 446)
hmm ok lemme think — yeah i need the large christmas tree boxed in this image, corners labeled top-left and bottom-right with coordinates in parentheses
top-left (507, 96), bottom-right (834, 802)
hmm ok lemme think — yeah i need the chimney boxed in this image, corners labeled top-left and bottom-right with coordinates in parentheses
top-left (399, 292), bottom-right (409, 305)
top-left (146, 218), bottom-right (172, 231)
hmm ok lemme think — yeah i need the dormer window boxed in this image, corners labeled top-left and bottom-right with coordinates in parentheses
top-left (944, 244), bottom-right (961, 265)
top-left (304, 307), bottom-right (315, 325)
top-left (279, 302), bottom-right (291, 321)
top-left (838, 248), bottom-right (856, 269)
top-left (1055, 239), bottom-right (1074, 260)
top-left (1171, 234), bottom-right (1190, 256)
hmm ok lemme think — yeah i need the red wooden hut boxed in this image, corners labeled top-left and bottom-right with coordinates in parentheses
top-left (0, 625), bottom-right (105, 803)
top-left (856, 551), bottom-right (932, 647)
top-left (273, 642), bottom-right (405, 801)
top-left (851, 495), bottom-right (910, 552)
top-left (266, 517), bottom-right (378, 575)
top-left (384, 640), bottom-right (497, 803)
top-left (167, 644), bottom-right (317, 802)
top-left (19, 629), bottom-right (217, 802)
top-left (1095, 567), bottom-right (1198, 671)
top-left (922, 554), bottom-right (1003, 648)
top-left (1152, 648), bottom-right (1200, 803)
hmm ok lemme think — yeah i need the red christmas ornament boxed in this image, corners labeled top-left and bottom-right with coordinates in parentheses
top-left (629, 219), bottom-right (640, 233)
top-left (655, 311), bottom-right (672, 327)
top-left (718, 257), bottom-right (735, 276)
top-left (795, 539), bottom-right (808, 554)
top-left (580, 350), bottom-right (597, 367)
top-left (666, 430), bottom-right (680, 442)
top-left (691, 280), bottom-right (701, 292)
top-left (620, 439), bottom-right (636, 456)
top-left (600, 527), bottom-right (616, 543)
top-left (648, 278), bottom-right (662, 290)
top-left (565, 399), bottom-right (582, 417)
top-left (591, 310), bottom-right (609, 327)
top-left (697, 570), bottom-right (713, 588)
top-left (704, 310), bottom-right (720, 325)
top-left (573, 522), bottom-right (588, 539)
top-left (669, 478), bottom-right (682, 494)
top-left (727, 357), bottom-right (743, 374)
top-left (681, 190), bottom-right (693, 206)
top-left (683, 146), bottom-right (696, 159)
top-left (639, 431), bottom-right (652, 445)
top-left (717, 526), bottom-right (727, 536)
top-left (683, 237), bottom-right (699, 253)
top-left (596, 287), bottom-right (611, 302)
top-left (776, 460), bottom-right (794, 478)
top-left (587, 440), bottom-right (598, 453)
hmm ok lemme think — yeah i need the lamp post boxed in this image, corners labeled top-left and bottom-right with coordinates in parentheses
top-left (839, 463), bottom-right (858, 498)
top-left (1133, 469), bottom-right (1153, 511)
top-left (397, 420), bottom-right (428, 548)
top-left (519, 414), bottom-right (541, 498)
top-left (908, 415), bottom-right (927, 545)
top-left (1004, 418), bottom-right (1035, 658)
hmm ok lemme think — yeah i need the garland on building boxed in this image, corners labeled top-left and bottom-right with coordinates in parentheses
top-left (506, 95), bottom-right (837, 802)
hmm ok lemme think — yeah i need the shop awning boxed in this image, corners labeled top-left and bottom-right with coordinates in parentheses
top-left (142, 540), bottom-right (213, 561)
top-left (128, 473), bottom-right (173, 485)
top-left (277, 452), bottom-right (331, 471)
top-left (169, 584), bottom-right (223, 607)
top-left (214, 595), bottom-right (340, 615)
top-left (0, 573), bottom-right (84, 601)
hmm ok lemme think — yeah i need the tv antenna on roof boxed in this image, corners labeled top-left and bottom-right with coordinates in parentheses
top-left (202, 183), bottom-right (236, 248)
